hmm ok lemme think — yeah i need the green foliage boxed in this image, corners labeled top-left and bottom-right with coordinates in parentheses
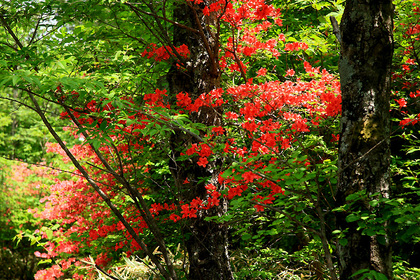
top-left (350, 269), bottom-right (388, 280)
top-left (393, 259), bottom-right (420, 279)
top-left (86, 245), bottom-right (188, 280)
top-left (0, 158), bottom-right (53, 279)
top-left (231, 240), bottom-right (328, 279)
top-left (274, 0), bottom-right (343, 72)
top-left (0, 89), bottom-right (51, 162)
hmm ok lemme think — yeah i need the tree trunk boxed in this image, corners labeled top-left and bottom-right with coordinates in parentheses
top-left (336, 0), bottom-right (394, 279)
top-left (167, 3), bottom-right (234, 280)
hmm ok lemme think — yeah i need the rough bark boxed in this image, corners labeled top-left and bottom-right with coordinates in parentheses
top-left (167, 3), bottom-right (234, 280)
top-left (336, 0), bottom-right (394, 279)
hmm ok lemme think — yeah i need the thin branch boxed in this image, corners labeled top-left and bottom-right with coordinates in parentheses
top-left (0, 14), bottom-right (24, 49)
top-left (1, 9), bottom-right (177, 279)
top-left (95, 14), bottom-right (147, 45)
top-left (94, 264), bottom-right (120, 280)
top-left (0, 95), bottom-right (36, 111)
top-left (26, 90), bottom-right (175, 280)
top-left (63, 103), bottom-right (179, 280)
top-left (229, 156), bottom-right (311, 198)
top-left (110, 141), bottom-right (125, 177)
top-left (314, 193), bottom-right (339, 280)
top-left (0, 155), bottom-right (83, 179)
top-left (141, 108), bottom-right (205, 142)
top-left (228, 28), bottom-right (247, 82)
top-left (125, 2), bottom-right (188, 65)
top-left (125, 2), bottom-right (200, 35)
top-left (30, 21), bottom-right (68, 45)
top-left (249, 200), bottom-right (321, 237)
top-left (28, 15), bottom-right (42, 46)
top-left (186, 0), bottom-right (218, 70)
top-left (0, 40), bottom-right (18, 51)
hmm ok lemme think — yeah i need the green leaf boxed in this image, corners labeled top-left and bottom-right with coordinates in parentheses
top-left (346, 193), bottom-right (361, 201)
top-left (406, 148), bottom-right (420, 154)
top-left (38, 259), bottom-right (52, 265)
top-left (267, 228), bottom-right (278, 235)
top-left (363, 228), bottom-right (376, 237)
top-left (46, 229), bottom-right (53, 240)
top-left (12, 74), bottom-right (20, 86)
top-left (241, 233), bottom-right (252, 241)
top-left (350, 269), bottom-right (370, 278)
top-left (375, 272), bottom-right (389, 280)
top-left (99, 120), bottom-right (107, 131)
top-left (293, 172), bottom-right (304, 180)
top-left (91, 139), bottom-right (101, 150)
top-left (346, 213), bottom-right (359, 223)
top-left (339, 238), bottom-right (348, 246)
top-left (0, 76), bottom-right (12, 88)
top-left (31, 76), bottom-right (42, 88)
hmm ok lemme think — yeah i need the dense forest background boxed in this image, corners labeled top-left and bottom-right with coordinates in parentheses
top-left (0, 0), bottom-right (419, 279)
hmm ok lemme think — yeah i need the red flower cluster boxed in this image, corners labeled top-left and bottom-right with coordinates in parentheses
top-left (144, 88), bottom-right (168, 107)
top-left (141, 43), bottom-right (190, 62)
top-left (185, 143), bottom-right (213, 167)
top-left (27, 0), bottom-right (348, 277)
top-left (284, 42), bottom-right (309, 52)
top-left (176, 89), bottom-right (225, 112)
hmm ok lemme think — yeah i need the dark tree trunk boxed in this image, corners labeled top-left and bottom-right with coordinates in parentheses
top-left (336, 0), bottom-right (394, 279)
top-left (167, 3), bottom-right (234, 280)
